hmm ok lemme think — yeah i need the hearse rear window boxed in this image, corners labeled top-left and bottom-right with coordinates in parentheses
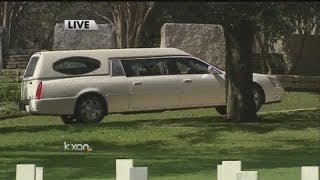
top-left (53, 57), bottom-right (101, 75)
top-left (24, 56), bottom-right (39, 78)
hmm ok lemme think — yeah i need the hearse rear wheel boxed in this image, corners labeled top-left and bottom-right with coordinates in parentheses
top-left (75, 94), bottom-right (106, 123)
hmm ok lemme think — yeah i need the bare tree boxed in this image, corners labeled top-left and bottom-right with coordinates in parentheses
top-left (0, 1), bottom-right (26, 48)
top-left (2, 2), bottom-right (7, 27)
top-left (281, 2), bottom-right (320, 74)
top-left (86, 2), bottom-right (155, 48)
top-left (255, 31), bottom-right (273, 74)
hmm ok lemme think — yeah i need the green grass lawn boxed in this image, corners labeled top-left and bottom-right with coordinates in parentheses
top-left (0, 91), bottom-right (319, 180)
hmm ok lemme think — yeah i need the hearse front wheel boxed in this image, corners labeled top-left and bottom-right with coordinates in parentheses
top-left (75, 94), bottom-right (106, 123)
top-left (215, 85), bottom-right (264, 115)
top-left (60, 115), bottom-right (79, 124)
top-left (216, 106), bottom-right (227, 115)
top-left (252, 84), bottom-right (264, 111)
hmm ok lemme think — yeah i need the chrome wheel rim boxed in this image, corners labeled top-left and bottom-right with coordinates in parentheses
top-left (79, 98), bottom-right (102, 122)
top-left (253, 88), bottom-right (260, 109)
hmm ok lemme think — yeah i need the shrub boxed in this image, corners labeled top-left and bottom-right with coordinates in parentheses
top-left (0, 83), bottom-right (21, 104)
top-left (0, 102), bottom-right (20, 115)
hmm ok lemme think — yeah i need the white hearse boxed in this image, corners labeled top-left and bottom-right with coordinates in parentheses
top-left (20, 48), bottom-right (284, 124)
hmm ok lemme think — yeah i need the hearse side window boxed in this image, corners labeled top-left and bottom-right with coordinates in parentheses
top-left (166, 58), bottom-right (209, 75)
top-left (121, 59), bottom-right (164, 77)
top-left (111, 59), bottom-right (125, 77)
top-left (53, 57), bottom-right (101, 75)
top-left (24, 56), bottom-right (39, 78)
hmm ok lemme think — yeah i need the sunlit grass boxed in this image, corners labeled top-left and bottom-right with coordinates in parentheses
top-left (0, 91), bottom-right (319, 179)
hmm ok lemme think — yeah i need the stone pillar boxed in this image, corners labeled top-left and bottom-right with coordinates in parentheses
top-left (160, 23), bottom-right (226, 70)
top-left (53, 23), bottom-right (117, 50)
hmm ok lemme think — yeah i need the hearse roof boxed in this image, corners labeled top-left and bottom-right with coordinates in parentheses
top-left (36, 48), bottom-right (191, 60)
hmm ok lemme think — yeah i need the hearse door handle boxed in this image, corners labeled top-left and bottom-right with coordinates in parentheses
top-left (183, 79), bottom-right (192, 83)
top-left (133, 81), bottom-right (142, 85)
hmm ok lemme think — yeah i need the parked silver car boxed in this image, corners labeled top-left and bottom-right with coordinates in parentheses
top-left (20, 48), bottom-right (285, 124)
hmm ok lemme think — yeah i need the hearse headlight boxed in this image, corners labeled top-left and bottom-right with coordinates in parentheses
top-left (268, 76), bottom-right (281, 87)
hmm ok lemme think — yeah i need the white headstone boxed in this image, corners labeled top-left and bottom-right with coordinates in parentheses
top-left (130, 167), bottom-right (148, 180)
top-left (222, 161), bottom-right (242, 180)
top-left (116, 159), bottom-right (134, 180)
top-left (35, 167), bottom-right (43, 180)
top-left (237, 171), bottom-right (258, 180)
top-left (16, 164), bottom-right (36, 180)
top-left (301, 166), bottom-right (319, 180)
top-left (217, 164), bottom-right (223, 180)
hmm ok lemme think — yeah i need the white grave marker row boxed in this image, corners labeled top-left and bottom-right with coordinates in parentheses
top-left (14, 160), bottom-right (319, 180)
top-left (217, 161), bottom-right (319, 180)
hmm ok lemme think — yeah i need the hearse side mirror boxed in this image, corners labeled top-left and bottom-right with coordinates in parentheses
top-left (208, 66), bottom-right (219, 74)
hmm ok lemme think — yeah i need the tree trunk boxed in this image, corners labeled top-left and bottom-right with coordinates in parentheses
top-left (225, 20), bottom-right (257, 122)
top-left (263, 36), bottom-right (272, 75)
top-left (257, 32), bottom-right (273, 75)
top-left (8, 3), bottom-right (15, 49)
top-left (3, 2), bottom-right (8, 27)
top-left (282, 36), bottom-right (294, 74)
top-left (256, 32), bottom-right (265, 74)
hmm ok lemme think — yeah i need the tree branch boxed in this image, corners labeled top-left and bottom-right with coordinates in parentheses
top-left (95, 11), bottom-right (114, 26)
top-left (143, 2), bottom-right (155, 22)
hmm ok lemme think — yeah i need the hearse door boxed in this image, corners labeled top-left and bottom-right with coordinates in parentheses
top-left (171, 57), bottom-right (225, 107)
top-left (121, 58), bottom-right (179, 111)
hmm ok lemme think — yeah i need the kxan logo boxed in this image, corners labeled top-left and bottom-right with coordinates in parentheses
top-left (64, 142), bottom-right (93, 152)
top-left (64, 20), bottom-right (99, 30)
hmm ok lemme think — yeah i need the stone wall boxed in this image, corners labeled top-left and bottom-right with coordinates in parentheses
top-left (4, 55), bottom-right (30, 69)
top-left (53, 23), bottom-right (117, 50)
top-left (2, 49), bottom-right (38, 69)
top-left (276, 75), bottom-right (320, 92)
top-left (160, 23), bottom-right (226, 70)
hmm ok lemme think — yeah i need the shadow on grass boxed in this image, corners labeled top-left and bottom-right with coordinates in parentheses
top-left (0, 109), bottom-right (319, 134)
top-left (0, 110), bottom-right (319, 179)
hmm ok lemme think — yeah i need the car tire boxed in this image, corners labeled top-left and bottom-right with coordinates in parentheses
top-left (216, 106), bottom-right (226, 115)
top-left (215, 85), bottom-right (264, 115)
top-left (253, 84), bottom-right (264, 111)
top-left (75, 94), bottom-right (106, 123)
top-left (60, 115), bottom-right (79, 124)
